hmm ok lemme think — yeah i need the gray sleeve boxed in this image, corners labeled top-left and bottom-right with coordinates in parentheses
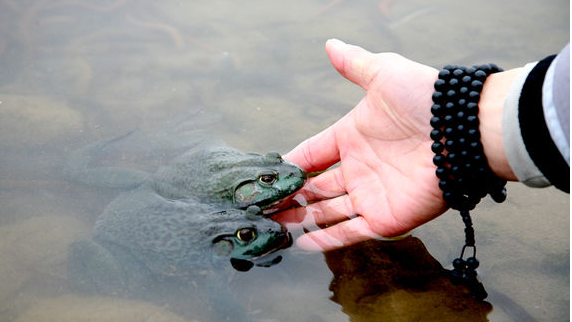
top-left (502, 62), bottom-right (549, 187)
top-left (502, 44), bottom-right (570, 188)
top-left (543, 44), bottom-right (570, 166)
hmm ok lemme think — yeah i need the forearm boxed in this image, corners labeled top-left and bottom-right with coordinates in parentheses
top-left (478, 68), bottom-right (521, 181)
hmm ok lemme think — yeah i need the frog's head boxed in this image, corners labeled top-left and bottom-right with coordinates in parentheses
top-left (209, 206), bottom-right (292, 271)
top-left (230, 151), bottom-right (307, 210)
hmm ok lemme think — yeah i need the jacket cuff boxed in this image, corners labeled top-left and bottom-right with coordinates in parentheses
top-left (502, 62), bottom-right (551, 187)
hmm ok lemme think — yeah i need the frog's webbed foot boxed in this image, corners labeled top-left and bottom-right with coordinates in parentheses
top-left (67, 239), bottom-right (127, 295)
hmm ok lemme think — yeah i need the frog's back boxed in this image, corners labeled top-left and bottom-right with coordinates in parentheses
top-left (93, 187), bottom-right (215, 275)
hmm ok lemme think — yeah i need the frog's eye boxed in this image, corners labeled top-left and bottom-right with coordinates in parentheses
top-left (236, 228), bottom-right (257, 242)
top-left (258, 174), bottom-right (277, 185)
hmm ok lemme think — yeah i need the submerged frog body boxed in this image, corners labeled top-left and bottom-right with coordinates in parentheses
top-left (68, 187), bottom-right (291, 296)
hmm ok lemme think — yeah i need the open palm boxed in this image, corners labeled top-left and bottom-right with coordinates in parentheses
top-left (274, 39), bottom-right (446, 251)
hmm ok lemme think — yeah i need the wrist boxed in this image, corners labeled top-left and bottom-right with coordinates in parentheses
top-left (478, 68), bottom-right (522, 181)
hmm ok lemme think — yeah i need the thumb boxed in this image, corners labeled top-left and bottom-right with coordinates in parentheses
top-left (325, 39), bottom-right (382, 90)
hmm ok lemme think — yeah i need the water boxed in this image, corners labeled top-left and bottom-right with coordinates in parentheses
top-left (0, 0), bottom-right (569, 321)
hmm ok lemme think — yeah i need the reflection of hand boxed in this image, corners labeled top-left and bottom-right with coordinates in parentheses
top-left (324, 238), bottom-right (492, 320)
top-left (275, 39), bottom-right (517, 251)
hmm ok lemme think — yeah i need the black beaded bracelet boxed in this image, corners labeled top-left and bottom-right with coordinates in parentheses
top-left (430, 64), bottom-right (506, 300)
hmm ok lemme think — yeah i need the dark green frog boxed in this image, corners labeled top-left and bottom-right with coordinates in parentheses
top-left (152, 145), bottom-right (307, 211)
top-left (67, 188), bottom-right (291, 295)
top-left (63, 137), bottom-right (307, 212)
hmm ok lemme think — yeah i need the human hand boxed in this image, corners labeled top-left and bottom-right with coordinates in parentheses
top-left (274, 39), bottom-right (446, 251)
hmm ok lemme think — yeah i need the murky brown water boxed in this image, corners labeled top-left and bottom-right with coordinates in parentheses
top-left (0, 0), bottom-right (569, 321)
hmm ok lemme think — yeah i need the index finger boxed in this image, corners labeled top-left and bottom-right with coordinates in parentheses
top-left (284, 125), bottom-right (340, 173)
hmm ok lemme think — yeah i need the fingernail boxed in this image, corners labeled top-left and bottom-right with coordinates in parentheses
top-left (326, 38), bottom-right (346, 47)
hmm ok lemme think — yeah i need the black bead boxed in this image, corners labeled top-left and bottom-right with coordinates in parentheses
top-left (467, 128), bottom-right (480, 139)
top-left (431, 103), bottom-right (443, 115)
top-left (445, 102), bottom-right (456, 111)
top-left (453, 68), bottom-right (464, 77)
top-left (439, 179), bottom-right (451, 191)
top-left (466, 257), bottom-right (479, 269)
top-left (467, 115), bottom-right (478, 126)
top-left (458, 98), bottom-right (467, 106)
top-left (449, 78), bottom-right (459, 87)
top-left (436, 167), bottom-right (448, 179)
top-left (469, 141), bottom-right (482, 150)
top-left (466, 67), bottom-right (476, 75)
top-left (444, 127), bottom-right (455, 136)
top-left (445, 139), bottom-right (455, 150)
top-left (432, 91), bottom-right (444, 102)
top-left (446, 89), bottom-right (457, 98)
top-left (431, 141), bottom-right (444, 153)
top-left (468, 91), bottom-right (480, 101)
top-left (434, 79), bottom-right (447, 91)
top-left (444, 114), bottom-right (454, 123)
top-left (457, 124), bottom-right (465, 132)
top-left (453, 258), bottom-right (466, 269)
top-left (463, 269), bottom-right (477, 279)
top-left (466, 102), bottom-right (478, 115)
top-left (480, 64), bottom-right (494, 74)
top-left (439, 69), bottom-right (451, 78)
top-left (462, 215), bottom-right (472, 225)
top-left (433, 154), bottom-right (446, 166)
top-left (430, 116), bottom-right (442, 128)
top-left (490, 187), bottom-right (507, 203)
top-left (456, 111), bottom-right (465, 119)
top-left (471, 80), bottom-right (483, 91)
top-left (474, 70), bottom-right (486, 80)
top-left (459, 86), bottom-right (469, 95)
top-left (461, 75), bottom-right (472, 83)
top-left (472, 154), bottom-right (485, 164)
top-left (430, 129), bottom-right (443, 141)
top-left (447, 152), bottom-right (457, 162)
top-left (443, 191), bottom-right (456, 203)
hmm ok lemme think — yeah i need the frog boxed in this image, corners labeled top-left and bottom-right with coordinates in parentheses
top-left (151, 145), bottom-right (307, 211)
top-left (63, 134), bottom-right (307, 213)
top-left (67, 187), bottom-right (291, 293)
top-left (67, 186), bottom-right (291, 321)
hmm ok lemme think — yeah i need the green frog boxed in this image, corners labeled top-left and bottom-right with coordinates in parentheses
top-left (63, 136), bottom-right (307, 212)
top-left (67, 187), bottom-right (291, 321)
top-left (67, 188), bottom-right (291, 295)
top-left (152, 145), bottom-right (307, 211)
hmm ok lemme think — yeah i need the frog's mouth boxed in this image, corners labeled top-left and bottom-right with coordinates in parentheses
top-left (230, 232), bottom-right (292, 272)
top-left (261, 195), bottom-right (302, 215)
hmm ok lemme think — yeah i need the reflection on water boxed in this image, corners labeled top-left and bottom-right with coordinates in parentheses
top-left (325, 237), bottom-right (493, 321)
top-left (0, 0), bottom-right (568, 321)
